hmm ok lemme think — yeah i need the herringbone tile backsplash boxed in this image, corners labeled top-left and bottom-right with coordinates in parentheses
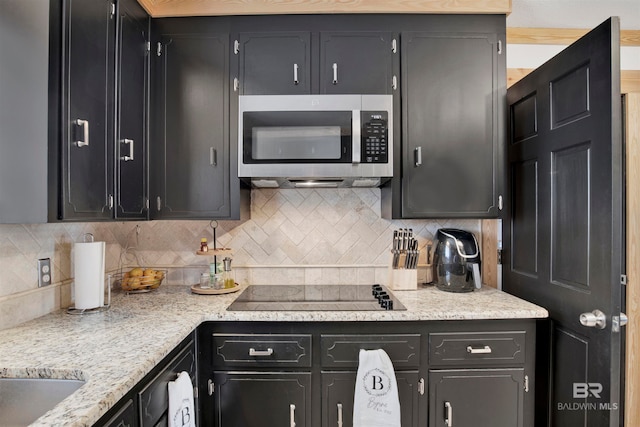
top-left (0, 188), bottom-right (480, 329)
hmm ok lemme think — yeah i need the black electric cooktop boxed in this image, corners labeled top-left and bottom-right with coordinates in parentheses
top-left (227, 284), bottom-right (406, 311)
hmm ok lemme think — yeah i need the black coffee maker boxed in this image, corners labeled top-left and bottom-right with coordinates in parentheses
top-left (434, 228), bottom-right (482, 292)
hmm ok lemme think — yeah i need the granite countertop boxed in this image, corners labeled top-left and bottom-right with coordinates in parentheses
top-left (0, 284), bottom-right (547, 426)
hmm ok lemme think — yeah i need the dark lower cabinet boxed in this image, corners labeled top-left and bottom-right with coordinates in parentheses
top-left (198, 320), bottom-right (535, 427)
top-left (94, 334), bottom-right (196, 427)
top-left (150, 30), bottom-right (232, 219)
top-left (213, 372), bottom-right (312, 427)
top-left (100, 399), bottom-right (137, 427)
top-left (429, 369), bottom-right (525, 427)
top-left (322, 371), bottom-right (419, 427)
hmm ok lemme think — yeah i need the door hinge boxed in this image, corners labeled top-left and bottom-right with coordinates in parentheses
top-left (208, 379), bottom-right (215, 396)
top-left (156, 42), bottom-right (162, 57)
top-left (621, 274), bottom-right (628, 286)
top-left (234, 39), bottom-right (240, 55)
top-left (391, 38), bottom-right (397, 53)
top-left (497, 40), bottom-right (503, 55)
top-left (497, 249), bottom-right (503, 264)
top-left (418, 378), bottom-right (425, 395)
top-left (524, 375), bottom-right (529, 392)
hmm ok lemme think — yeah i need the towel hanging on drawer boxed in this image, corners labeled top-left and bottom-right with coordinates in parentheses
top-left (353, 349), bottom-right (401, 427)
top-left (168, 371), bottom-right (196, 427)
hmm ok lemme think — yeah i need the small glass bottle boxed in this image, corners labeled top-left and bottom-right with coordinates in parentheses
top-left (200, 238), bottom-right (209, 252)
top-left (223, 257), bottom-right (235, 289)
top-left (210, 262), bottom-right (222, 289)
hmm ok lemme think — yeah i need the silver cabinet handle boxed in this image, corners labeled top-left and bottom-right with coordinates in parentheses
top-left (121, 139), bottom-right (134, 161)
top-left (414, 146), bottom-right (422, 167)
top-left (210, 147), bottom-right (217, 166)
top-left (249, 347), bottom-right (273, 356)
top-left (444, 401), bottom-right (453, 427)
top-left (467, 345), bottom-right (492, 354)
top-left (293, 63), bottom-right (299, 85)
top-left (580, 309), bottom-right (607, 329)
top-left (74, 119), bottom-right (89, 147)
top-left (337, 403), bottom-right (343, 427)
top-left (290, 404), bottom-right (296, 427)
top-left (233, 77), bottom-right (239, 92)
top-left (352, 110), bottom-right (361, 164)
top-left (332, 63), bottom-right (338, 84)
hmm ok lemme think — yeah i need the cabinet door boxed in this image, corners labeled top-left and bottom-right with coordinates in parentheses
top-left (238, 32), bottom-right (311, 95)
top-left (151, 33), bottom-right (230, 219)
top-left (115, 0), bottom-right (148, 219)
top-left (429, 369), bottom-right (524, 427)
top-left (320, 32), bottom-right (395, 94)
top-left (322, 371), bottom-right (419, 427)
top-left (61, 0), bottom-right (115, 219)
top-left (100, 399), bottom-right (137, 427)
top-left (213, 372), bottom-right (311, 427)
top-left (401, 32), bottom-right (503, 218)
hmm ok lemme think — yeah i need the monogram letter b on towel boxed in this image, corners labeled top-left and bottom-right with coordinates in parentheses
top-left (353, 349), bottom-right (401, 427)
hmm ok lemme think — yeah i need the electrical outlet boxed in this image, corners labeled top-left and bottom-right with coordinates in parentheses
top-left (37, 258), bottom-right (51, 287)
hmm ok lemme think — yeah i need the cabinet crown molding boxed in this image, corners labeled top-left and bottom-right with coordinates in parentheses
top-left (135, 0), bottom-right (512, 18)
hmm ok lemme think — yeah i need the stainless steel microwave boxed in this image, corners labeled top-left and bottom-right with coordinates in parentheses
top-left (238, 94), bottom-right (393, 188)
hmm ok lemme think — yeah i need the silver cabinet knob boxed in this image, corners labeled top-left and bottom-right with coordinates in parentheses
top-left (580, 309), bottom-right (607, 329)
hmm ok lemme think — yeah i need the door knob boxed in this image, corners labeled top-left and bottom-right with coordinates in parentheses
top-left (579, 309), bottom-right (607, 329)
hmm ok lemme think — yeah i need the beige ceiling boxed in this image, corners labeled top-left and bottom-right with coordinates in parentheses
top-left (507, 0), bottom-right (640, 30)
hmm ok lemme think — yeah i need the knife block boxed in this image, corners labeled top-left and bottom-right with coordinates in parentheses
top-left (387, 252), bottom-right (418, 291)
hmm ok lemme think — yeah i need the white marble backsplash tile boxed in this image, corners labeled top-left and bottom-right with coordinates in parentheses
top-left (0, 188), bottom-right (480, 329)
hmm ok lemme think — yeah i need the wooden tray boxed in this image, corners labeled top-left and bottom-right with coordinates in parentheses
top-left (191, 283), bottom-right (241, 295)
top-left (196, 248), bottom-right (233, 256)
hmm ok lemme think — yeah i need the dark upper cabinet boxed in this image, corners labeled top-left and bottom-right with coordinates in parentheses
top-left (60, 0), bottom-right (115, 220)
top-left (115, 0), bottom-right (149, 219)
top-left (383, 30), bottom-right (505, 219)
top-left (56, 0), bottom-right (149, 221)
top-left (235, 29), bottom-right (395, 95)
top-left (150, 32), bottom-right (232, 219)
top-left (237, 32), bottom-right (311, 95)
top-left (319, 32), bottom-right (395, 94)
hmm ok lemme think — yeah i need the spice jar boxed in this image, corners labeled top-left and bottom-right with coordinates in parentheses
top-left (200, 238), bottom-right (208, 252)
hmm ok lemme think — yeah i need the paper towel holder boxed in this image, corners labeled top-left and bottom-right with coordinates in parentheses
top-left (66, 274), bottom-right (111, 315)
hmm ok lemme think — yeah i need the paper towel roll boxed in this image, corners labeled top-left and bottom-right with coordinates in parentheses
top-left (73, 241), bottom-right (105, 310)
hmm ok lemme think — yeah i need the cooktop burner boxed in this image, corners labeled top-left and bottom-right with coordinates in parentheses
top-left (227, 284), bottom-right (406, 311)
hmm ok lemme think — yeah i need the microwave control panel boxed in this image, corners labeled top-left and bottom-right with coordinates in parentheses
top-left (361, 111), bottom-right (388, 163)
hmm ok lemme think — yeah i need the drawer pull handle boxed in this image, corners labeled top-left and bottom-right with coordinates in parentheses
top-left (444, 401), bottom-right (453, 427)
top-left (290, 403), bottom-right (296, 427)
top-left (249, 347), bottom-right (274, 356)
top-left (466, 345), bottom-right (492, 354)
top-left (337, 402), bottom-right (343, 427)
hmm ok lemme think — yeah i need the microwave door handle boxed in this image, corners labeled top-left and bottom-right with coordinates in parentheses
top-left (352, 110), bottom-right (361, 164)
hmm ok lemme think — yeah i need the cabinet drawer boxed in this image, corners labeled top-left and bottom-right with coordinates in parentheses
top-left (138, 340), bottom-right (196, 427)
top-left (429, 331), bottom-right (526, 366)
top-left (212, 334), bottom-right (312, 368)
top-left (321, 334), bottom-right (421, 369)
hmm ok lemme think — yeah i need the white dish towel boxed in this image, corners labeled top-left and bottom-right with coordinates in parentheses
top-left (353, 349), bottom-right (401, 427)
top-left (168, 371), bottom-right (196, 427)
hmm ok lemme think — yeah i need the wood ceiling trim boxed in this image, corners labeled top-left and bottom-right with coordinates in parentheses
top-left (508, 68), bottom-right (640, 94)
top-left (136, 0), bottom-right (512, 18)
top-left (507, 27), bottom-right (640, 47)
